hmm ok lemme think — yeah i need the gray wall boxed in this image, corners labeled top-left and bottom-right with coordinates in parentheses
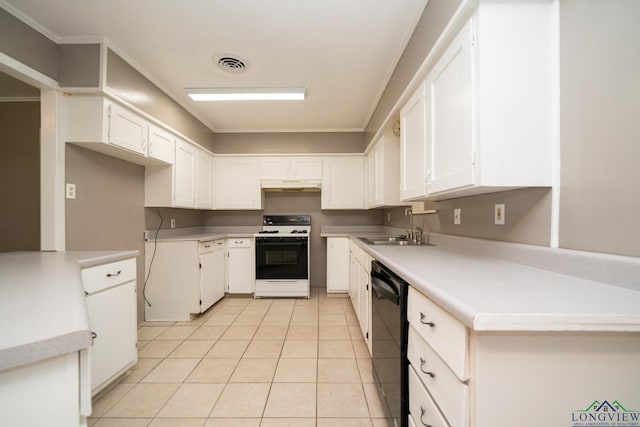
top-left (106, 49), bottom-right (216, 151)
top-left (0, 8), bottom-right (58, 80)
top-left (365, 0), bottom-right (463, 143)
top-left (558, 0), bottom-right (640, 257)
top-left (66, 145), bottom-right (146, 320)
top-left (213, 132), bottom-right (366, 154)
top-left (0, 101), bottom-right (40, 252)
top-left (58, 44), bottom-right (101, 88)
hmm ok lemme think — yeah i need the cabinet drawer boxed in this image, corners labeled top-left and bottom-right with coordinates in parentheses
top-left (408, 325), bottom-right (469, 427)
top-left (199, 240), bottom-right (214, 253)
top-left (227, 238), bottom-right (252, 248)
top-left (409, 365), bottom-right (450, 427)
top-left (81, 258), bottom-right (136, 294)
top-left (407, 286), bottom-right (468, 380)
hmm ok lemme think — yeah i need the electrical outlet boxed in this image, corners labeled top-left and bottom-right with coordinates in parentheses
top-left (387, 212), bottom-right (391, 222)
top-left (65, 183), bottom-right (76, 199)
top-left (454, 208), bottom-right (461, 225)
top-left (495, 204), bottom-right (505, 225)
top-left (170, 218), bottom-right (176, 229)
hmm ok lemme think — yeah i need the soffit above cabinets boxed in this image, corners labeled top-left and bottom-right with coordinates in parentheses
top-left (2, 0), bottom-right (428, 133)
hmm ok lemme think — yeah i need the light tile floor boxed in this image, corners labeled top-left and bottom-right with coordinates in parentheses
top-left (89, 288), bottom-right (393, 427)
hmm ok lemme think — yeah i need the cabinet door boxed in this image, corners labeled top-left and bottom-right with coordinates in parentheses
top-left (400, 83), bottom-right (428, 200)
top-left (228, 239), bottom-right (254, 293)
top-left (426, 19), bottom-right (475, 195)
top-left (214, 158), bottom-right (262, 209)
top-left (366, 147), bottom-right (376, 208)
top-left (326, 237), bottom-right (350, 293)
top-left (199, 244), bottom-right (216, 311)
top-left (321, 157), bottom-right (366, 209)
top-left (148, 124), bottom-right (174, 165)
top-left (86, 281), bottom-right (137, 394)
top-left (292, 157), bottom-right (322, 180)
top-left (260, 157), bottom-right (290, 180)
top-left (108, 102), bottom-right (148, 156)
top-left (349, 252), bottom-right (359, 313)
top-left (212, 241), bottom-right (226, 301)
top-left (357, 262), bottom-right (369, 342)
top-left (196, 149), bottom-right (213, 209)
top-left (174, 139), bottom-right (196, 208)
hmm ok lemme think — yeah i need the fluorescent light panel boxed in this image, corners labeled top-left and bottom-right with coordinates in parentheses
top-left (186, 87), bottom-right (305, 101)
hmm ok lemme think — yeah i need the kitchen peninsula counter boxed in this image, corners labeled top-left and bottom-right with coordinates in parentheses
top-left (0, 250), bottom-right (138, 371)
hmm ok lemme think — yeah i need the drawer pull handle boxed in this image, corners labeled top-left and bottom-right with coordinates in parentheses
top-left (420, 406), bottom-right (433, 427)
top-left (106, 270), bottom-right (122, 278)
top-left (91, 332), bottom-right (97, 340)
top-left (419, 357), bottom-right (435, 378)
top-left (420, 312), bottom-right (435, 327)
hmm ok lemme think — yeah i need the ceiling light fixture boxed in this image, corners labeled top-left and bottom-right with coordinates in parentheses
top-left (185, 87), bottom-right (306, 101)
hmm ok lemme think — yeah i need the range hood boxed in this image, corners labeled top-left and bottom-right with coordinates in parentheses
top-left (261, 179), bottom-right (322, 191)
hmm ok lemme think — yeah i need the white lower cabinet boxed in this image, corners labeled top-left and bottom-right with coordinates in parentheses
top-left (407, 286), bottom-right (640, 427)
top-left (81, 257), bottom-right (137, 396)
top-left (348, 240), bottom-right (371, 350)
top-left (199, 240), bottom-right (225, 309)
top-left (227, 238), bottom-right (255, 294)
top-left (326, 237), bottom-right (350, 294)
top-left (0, 351), bottom-right (88, 427)
top-left (145, 239), bottom-right (225, 321)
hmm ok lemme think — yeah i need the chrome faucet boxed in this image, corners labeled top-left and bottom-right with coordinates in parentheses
top-left (415, 226), bottom-right (423, 244)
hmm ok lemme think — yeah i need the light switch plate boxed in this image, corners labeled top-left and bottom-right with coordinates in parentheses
top-left (454, 208), bottom-right (461, 225)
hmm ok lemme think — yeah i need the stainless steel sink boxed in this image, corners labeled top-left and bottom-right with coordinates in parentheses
top-left (358, 237), bottom-right (435, 247)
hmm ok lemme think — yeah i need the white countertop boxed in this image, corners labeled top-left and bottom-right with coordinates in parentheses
top-left (0, 250), bottom-right (139, 371)
top-left (348, 234), bottom-right (640, 332)
top-left (145, 226), bottom-right (258, 242)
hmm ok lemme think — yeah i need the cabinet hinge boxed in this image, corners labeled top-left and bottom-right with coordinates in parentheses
top-left (471, 151), bottom-right (477, 166)
top-left (366, 332), bottom-right (369, 339)
top-left (199, 299), bottom-right (202, 305)
top-left (199, 262), bottom-right (202, 269)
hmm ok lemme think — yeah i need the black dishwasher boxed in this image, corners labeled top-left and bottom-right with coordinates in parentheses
top-left (371, 260), bottom-right (409, 427)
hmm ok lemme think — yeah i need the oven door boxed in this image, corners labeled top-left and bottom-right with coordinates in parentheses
top-left (255, 237), bottom-right (308, 280)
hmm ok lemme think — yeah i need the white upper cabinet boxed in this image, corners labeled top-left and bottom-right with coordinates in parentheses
top-left (260, 157), bottom-right (322, 181)
top-left (196, 149), bottom-right (214, 209)
top-left (107, 102), bottom-right (147, 156)
top-left (173, 139), bottom-right (198, 208)
top-left (321, 156), bottom-right (366, 209)
top-left (425, 19), bottom-right (475, 195)
top-left (145, 138), bottom-right (213, 209)
top-left (214, 157), bottom-right (263, 209)
top-left (148, 124), bottom-right (175, 165)
top-left (66, 95), bottom-right (173, 166)
top-left (400, 2), bottom-right (556, 201)
top-left (368, 130), bottom-right (402, 208)
top-left (400, 82), bottom-right (428, 201)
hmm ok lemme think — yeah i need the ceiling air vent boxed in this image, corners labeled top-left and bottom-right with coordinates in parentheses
top-left (214, 54), bottom-right (250, 74)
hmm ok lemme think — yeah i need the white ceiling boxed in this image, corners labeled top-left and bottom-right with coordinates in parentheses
top-left (3, 0), bottom-right (428, 133)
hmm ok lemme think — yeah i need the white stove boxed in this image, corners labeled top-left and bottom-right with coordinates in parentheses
top-left (254, 215), bottom-right (311, 298)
